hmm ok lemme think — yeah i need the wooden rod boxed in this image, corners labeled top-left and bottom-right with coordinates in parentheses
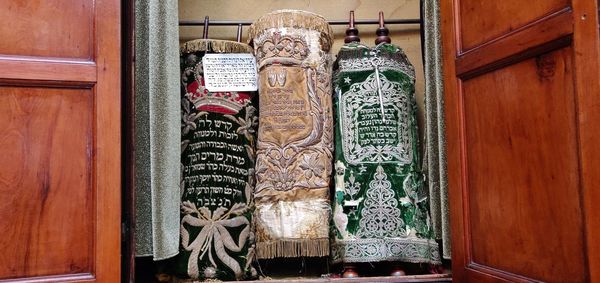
top-left (344, 11), bottom-right (360, 43)
top-left (375, 11), bottom-right (391, 44)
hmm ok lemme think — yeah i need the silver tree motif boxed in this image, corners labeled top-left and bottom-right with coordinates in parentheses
top-left (356, 165), bottom-right (405, 238)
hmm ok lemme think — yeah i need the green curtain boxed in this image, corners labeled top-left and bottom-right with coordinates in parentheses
top-left (134, 0), bottom-right (181, 260)
top-left (423, 0), bottom-right (451, 259)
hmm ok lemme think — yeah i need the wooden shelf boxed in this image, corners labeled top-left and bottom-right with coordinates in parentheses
top-left (247, 274), bottom-right (451, 282)
top-left (176, 274), bottom-right (451, 283)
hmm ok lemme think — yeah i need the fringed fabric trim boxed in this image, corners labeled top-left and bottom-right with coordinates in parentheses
top-left (255, 238), bottom-right (330, 259)
top-left (336, 42), bottom-right (415, 69)
top-left (248, 9), bottom-right (334, 51)
top-left (334, 42), bottom-right (417, 81)
top-left (180, 39), bottom-right (253, 55)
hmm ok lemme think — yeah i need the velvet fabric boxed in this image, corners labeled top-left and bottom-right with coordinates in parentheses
top-left (177, 39), bottom-right (257, 281)
top-left (331, 42), bottom-right (440, 264)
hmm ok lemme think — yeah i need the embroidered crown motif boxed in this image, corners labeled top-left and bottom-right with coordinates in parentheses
top-left (351, 72), bottom-right (397, 95)
top-left (255, 32), bottom-right (309, 62)
top-left (185, 74), bottom-right (249, 114)
top-left (188, 94), bottom-right (245, 113)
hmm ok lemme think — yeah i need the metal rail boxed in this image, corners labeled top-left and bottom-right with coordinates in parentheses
top-left (179, 18), bottom-right (421, 26)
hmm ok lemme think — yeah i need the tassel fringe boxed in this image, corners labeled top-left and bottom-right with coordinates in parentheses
top-left (248, 10), bottom-right (334, 51)
top-left (180, 39), bottom-right (253, 55)
top-left (256, 238), bottom-right (330, 259)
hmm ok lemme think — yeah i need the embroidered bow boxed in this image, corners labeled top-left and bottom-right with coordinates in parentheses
top-left (181, 201), bottom-right (250, 279)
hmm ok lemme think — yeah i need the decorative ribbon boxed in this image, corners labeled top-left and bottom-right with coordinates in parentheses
top-left (180, 201), bottom-right (250, 279)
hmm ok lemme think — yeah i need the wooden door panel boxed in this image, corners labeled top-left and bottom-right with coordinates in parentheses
top-left (0, 1), bottom-right (94, 59)
top-left (442, 0), bottom-right (600, 282)
top-left (0, 87), bottom-right (94, 280)
top-left (463, 47), bottom-right (585, 282)
top-left (0, 0), bottom-right (120, 282)
top-left (455, 9), bottom-right (573, 79)
top-left (459, 0), bottom-right (569, 51)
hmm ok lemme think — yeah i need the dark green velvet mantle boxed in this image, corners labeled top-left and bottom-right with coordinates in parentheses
top-left (331, 43), bottom-right (440, 264)
top-left (178, 39), bottom-right (258, 281)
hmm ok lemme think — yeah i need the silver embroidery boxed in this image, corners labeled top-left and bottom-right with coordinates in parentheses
top-left (338, 55), bottom-right (415, 80)
top-left (331, 238), bottom-right (441, 264)
top-left (345, 170), bottom-right (360, 200)
top-left (340, 72), bottom-right (413, 165)
top-left (356, 165), bottom-right (405, 238)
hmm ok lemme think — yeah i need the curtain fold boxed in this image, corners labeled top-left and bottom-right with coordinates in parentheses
top-left (134, 0), bottom-right (181, 260)
top-left (423, 0), bottom-right (451, 259)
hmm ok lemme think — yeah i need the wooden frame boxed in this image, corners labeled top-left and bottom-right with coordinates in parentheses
top-left (571, 0), bottom-right (600, 281)
top-left (95, 2), bottom-right (123, 280)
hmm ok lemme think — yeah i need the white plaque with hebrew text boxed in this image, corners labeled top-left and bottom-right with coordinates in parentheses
top-left (202, 53), bottom-right (258, 92)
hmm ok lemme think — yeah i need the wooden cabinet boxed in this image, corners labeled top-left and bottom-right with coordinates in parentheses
top-left (441, 0), bottom-right (600, 282)
top-left (0, 0), bottom-right (121, 282)
top-left (2, 1), bottom-right (600, 282)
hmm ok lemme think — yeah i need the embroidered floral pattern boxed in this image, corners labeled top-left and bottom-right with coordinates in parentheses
top-left (250, 15), bottom-right (334, 258)
top-left (331, 42), bottom-right (440, 265)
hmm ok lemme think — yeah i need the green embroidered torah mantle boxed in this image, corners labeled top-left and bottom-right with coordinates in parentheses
top-left (178, 39), bottom-right (258, 281)
top-left (331, 43), bottom-right (441, 264)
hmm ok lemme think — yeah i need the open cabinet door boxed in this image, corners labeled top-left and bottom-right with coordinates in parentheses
top-left (0, 0), bottom-right (121, 282)
top-left (441, 0), bottom-right (600, 282)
